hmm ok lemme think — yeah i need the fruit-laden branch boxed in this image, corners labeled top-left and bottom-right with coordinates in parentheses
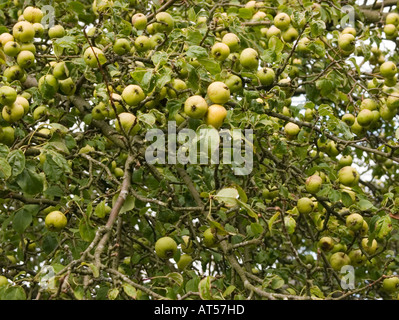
top-left (3, 192), bottom-right (58, 206)
top-left (94, 153), bottom-right (135, 267)
top-left (265, 110), bottom-right (399, 163)
top-left (23, 76), bottom-right (128, 150)
top-left (147, 0), bottom-right (180, 20)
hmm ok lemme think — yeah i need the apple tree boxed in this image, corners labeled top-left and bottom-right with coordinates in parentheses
top-left (0, 0), bottom-right (399, 300)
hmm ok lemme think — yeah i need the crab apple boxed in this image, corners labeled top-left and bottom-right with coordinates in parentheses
top-left (13, 21), bottom-right (35, 43)
top-left (45, 211), bottom-right (67, 231)
top-left (257, 67), bottom-right (275, 86)
top-left (131, 13), bottom-right (147, 30)
top-left (122, 84), bottom-right (145, 106)
top-left (330, 252), bottom-right (351, 271)
top-left (205, 104), bottom-right (227, 129)
top-left (0, 86), bottom-right (17, 105)
top-left (155, 236), bottom-right (177, 259)
top-left (23, 6), bottom-right (43, 23)
top-left (3, 41), bottom-right (21, 57)
top-left (305, 175), bottom-right (323, 194)
top-left (2, 102), bottom-right (25, 123)
top-left (184, 95), bottom-right (208, 119)
top-left (211, 42), bottom-right (230, 61)
top-left (115, 112), bottom-right (140, 136)
top-left (113, 38), bottom-right (131, 55)
top-left (274, 12), bottom-right (291, 30)
top-left (207, 81), bottom-right (230, 104)
top-left (338, 166), bottom-right (359, 187)
top-left (222, 32), bottom-right (240, 52)
top-left (154, 12), bottom-right (174, 33)
top-left (346, 213), bottom-right (364, 232)
top-left (297, 197), bottom-right (315, 214)
top-left (225, 74), bottom-right (243, 93)
top-left (16, 50), bottom-right (35, 69)
top-left (83, 46), bottom-right (106, 68)
top-left (239, 48), bottom-right (259, 69)
top-left (380, 61), bottom-right (397, 78)
top-left (48, 25), bottom-right (65, 39)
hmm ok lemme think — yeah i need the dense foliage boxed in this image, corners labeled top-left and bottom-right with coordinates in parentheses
top-left (0, 0), bottom-right (398, 300)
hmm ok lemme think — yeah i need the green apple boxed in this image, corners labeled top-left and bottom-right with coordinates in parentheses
top-left (346, 213), bottom-right (364, 232)
top-left (16, 50), bottom-right (35, 69)
top-left (58, 77), bottom-right (76, 96)
top-left (0, 86), bottom-right (17, 105)
top-left (342, 27), bottom-right (356, 36)
top-left (329, 252), bottom-right (351, 271)
top-left (356, 109), bottom-right (374, 127)
top-left (0, 276), bottom-right (8, 287)
top-left (274, 12), bottom-right (291, 30)
top-left (20, 42), bottom-right (36, 54)
top-left (257, 67), bottom-right (275, 86)
top-left (33, 23), bottom-right (44, 37)
top-left (205, 104), bottom-right (227, 129)
top-left (342, 113), bottom-right (355, 126)
top-left (149, 33), bottom-right (164, 49)
top-left (203, 228), bottom-right (217, 248)
top-left (252, 11), bottom-right (267, 21)
top-left (284, 122), bottom-right (300, 137)
top-left (114, 167), bottom-right (124, 177)
top-left (0, 126), bottom-right (14, 146)
top-left (338, 155), bottom-right (353, 167)
top-left (122, 84), bottom-right (145, 106)
top-left (305, 175), bottom-right (322, 194)
top-left (177, 254), bottom-right (193, 270)
top-left (386, 12), bottom-right (399, 26)
top-left (338, 166), bottom-right (359, 187)
top-left (33, 105), bottom-right (48, 120)
top-left (318, 236), bottom-right (334, 252)
top-left (134, 35), bottom-right (151, 52)
top-left (92, 104), bottom-right (106, 120)
top-left (304, 108), bottom-right (315, 121)
top-left (0, 33), bottom-right (14, 47)
top-left (331, 243), bottom-right (347, 253)
top-left (155, 236), bottom-right (177, 259)
top-left (297, 37), bottom-right (311, 53)
top-left (380, 104), bottom-right (397, 121)
top-left (13, 21), bottom-right (35, 43)
top-left (382, 277), bottom-right (399, 293)
top-left (167, 79), bottom-right (187, 98)
top-left (239, 48), bottom-right (259, 69)
top-left (3, 41), bottom-right (21, 57)
top-left (211, 42), bottom-right (230, 61)
top-left (225, 74), bottom-right (243, 93)
top-left (83, 46), bottom-right (107, 68)
top-left (23, 6), bottom-right (43, 23)
top-left (38, 74), bottom-right (59, 98)
top-left (384, 24), bottom-right (397, 38)
top-left (297, 197), bottom-right (315, 214)
top-left (184, 95), bottom-right (208, 119)
top-left (282, 27), bottom-right (299, 43)
top-left (360, 98), bottom-right (377, 110)
top-left (386, 94), bottom-right (399, 110)
top-left (15, 96), bottom-right (29, 114)
top-left (266, 25), bottom-right (281, 38)
top-left (113, 38), bottom-right (131, 55)
top-left (45, 210), bottom-right (67, 231)
top-left (154, 12), bottom-right (174, 33)
top-left (348, 249), bottom-right (366, 267)
top-left (52, 61), bottom-right (69, 80)
top-left (222, 33), bottom-right (240, 52)
top-left (338, 33), bottom-right (356, 52)
top-left (207, 81), bottom-right (230, 104)
top-left (48, 25), bottom-right (65, 39)
top-left (361, 238), bottom-right (378, 255)
top-left (2, 102), bottom-right (24, 123)
top-left (131, 13), bottom-right (147, 30)
top-left (380, 61), bottom-right (397, 78)
top-left (115, 112), bottom-right (140, 136)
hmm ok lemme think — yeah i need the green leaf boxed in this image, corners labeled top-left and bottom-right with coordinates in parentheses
top-left (186, 46), bottom-right (208, 59)
top-left (0, 157), bottom-right (11, 180)
top-left (198, 276), bottom-right (213, 300)
top-left (94, 200), bottom-right (106, 218)
top-left (80, 262), bottom-right (99, 278)
top-left (107, 288), bottom-right (119, 300)
top-left (198, 59), bottom-right (221, 75)
top-left (112, 194), bottom-right (135, 214)
top-left (341, 191), bottom-right (354, 207)
top-left (79, 219), bottom-right (96, 242)
top-left (13, 205), bottom-right (39, 234)
top-left (215, 188), bottom-right (239, 207)
top-left (122, 283), bottom-right (137, 299)
top-left (238, 8), bottom-right (253, 19)
top-left (16, 168), bottom-right (44, 195)
top-left (1, 286), bottom-right (26, 300)
top-left (310, 20), bottom-right (326, 37)
top-left (375, 215), bottom-right (392, 240)
top-left (271, 276), bottom-right (285, 290)
top-left (250, 222), bottom-right (264, 236)
top-left (268, 211), bottom-right (280, 235)
top-left (358, 199), bottom-right (374, 211)
top-left (7, 150), bottom-right (25, 177)
top-left (151, 51), bottom-right (168, 66)
top-left (223, 285), bottom-right (236, 297)
top-left (167, 272), bottom-right (184, 286)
